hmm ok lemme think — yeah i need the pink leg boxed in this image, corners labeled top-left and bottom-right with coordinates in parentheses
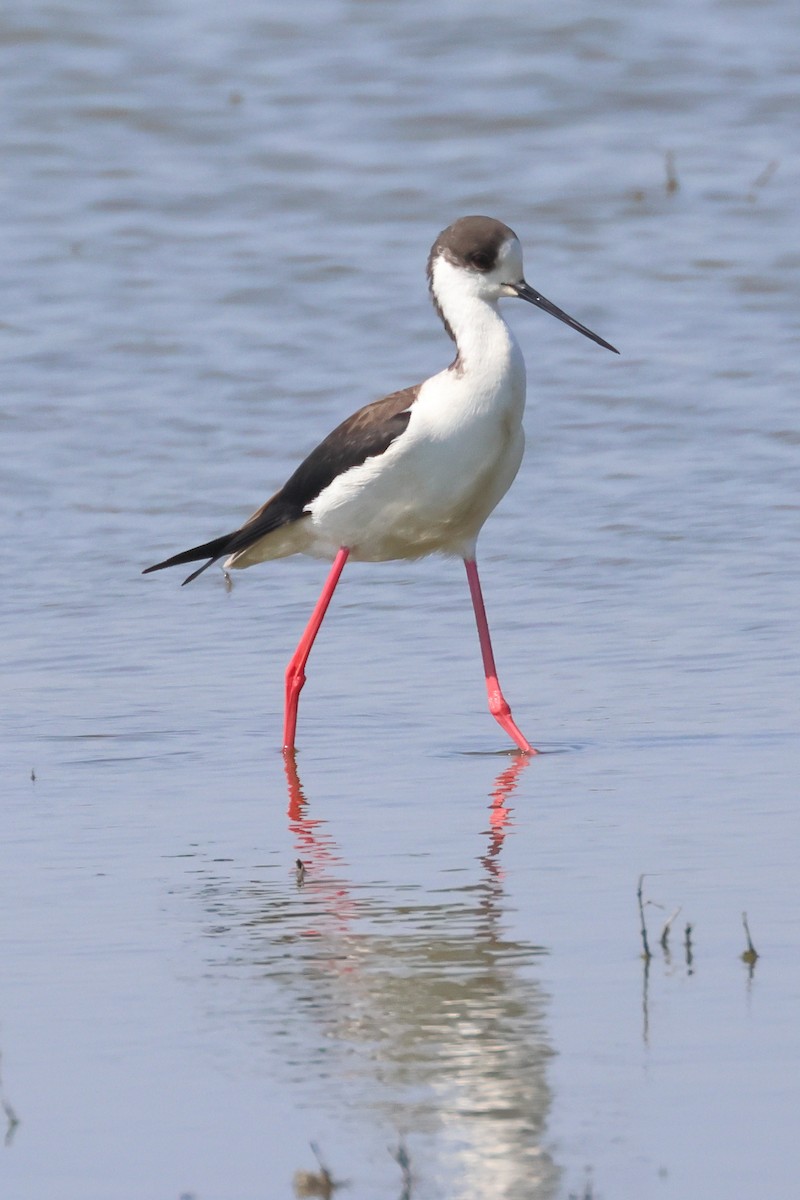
top-left (283, 547), bottom-right (350, 752)
top-left (464, 558), bottom-right (538, 755)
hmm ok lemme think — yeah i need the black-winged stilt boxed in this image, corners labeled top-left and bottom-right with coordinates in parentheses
top-left (144, 216), bottom-right (618, 753)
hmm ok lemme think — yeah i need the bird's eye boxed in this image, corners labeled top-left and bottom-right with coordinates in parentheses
top-left (468, 251), bottom-right (492, 271)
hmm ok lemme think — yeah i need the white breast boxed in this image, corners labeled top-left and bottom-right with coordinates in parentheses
top-left (306, 307), bottom-right (527, 562)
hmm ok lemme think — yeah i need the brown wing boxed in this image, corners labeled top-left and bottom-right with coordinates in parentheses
top-left (278, 384), bottom-right (418, 513)
top-left (143, 384), bottom-right (419, 584)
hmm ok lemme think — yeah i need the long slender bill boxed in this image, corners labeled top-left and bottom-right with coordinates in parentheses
top-left (512, 281), bottom-right (619, 354)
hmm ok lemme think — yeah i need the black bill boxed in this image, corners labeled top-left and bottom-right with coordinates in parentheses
top-left (512, 281), bottom-right (619, 354)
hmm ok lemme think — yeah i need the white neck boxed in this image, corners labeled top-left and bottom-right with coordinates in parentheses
top-left (431, 258), bottom-right (524, 392)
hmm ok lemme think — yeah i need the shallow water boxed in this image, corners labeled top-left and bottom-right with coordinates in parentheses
top-left (2, 0), bottom-right (800, 1197)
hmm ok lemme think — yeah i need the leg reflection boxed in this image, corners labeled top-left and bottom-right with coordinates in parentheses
top-left (485, 752), bottom-right (530, 869)
top-left (232, 751), bottom-right (557, 1197)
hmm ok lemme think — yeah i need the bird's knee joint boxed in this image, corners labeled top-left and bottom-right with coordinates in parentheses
top-left (487, 690), bottom-right (511, 720)
top-left (285, 665), bottom-right (307, 695)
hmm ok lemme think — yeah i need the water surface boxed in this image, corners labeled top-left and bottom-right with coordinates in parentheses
top-left (2, 1), bottom-right (799, 1197)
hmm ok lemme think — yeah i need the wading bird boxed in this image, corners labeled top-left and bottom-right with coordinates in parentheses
top-left (144, 216), bottom-right (618, 753)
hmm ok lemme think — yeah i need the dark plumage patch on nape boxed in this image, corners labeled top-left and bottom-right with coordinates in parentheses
top-left (431, 215), bottom-right (516, 273)
top-left (426, 215), bottom-right (517, 344)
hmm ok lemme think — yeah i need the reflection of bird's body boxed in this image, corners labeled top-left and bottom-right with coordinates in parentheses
top-left (145, 216), bottom-right (618, 752)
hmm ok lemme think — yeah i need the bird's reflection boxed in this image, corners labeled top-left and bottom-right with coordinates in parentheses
top-left (201, 753), bottom-right (558, 1199)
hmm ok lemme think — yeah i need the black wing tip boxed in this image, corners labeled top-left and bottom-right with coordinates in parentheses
top-left (181, 560), bottom-right (215, 585)
top-left (141, 558), bottom-right (218, 585)
top-left (142, 554), bottom-right (220, 584)
top-left (142, 531), bottom-right (236, 582)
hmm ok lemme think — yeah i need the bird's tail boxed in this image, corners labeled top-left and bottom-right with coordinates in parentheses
top-left (142, 531), bottom-right (237, 586)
